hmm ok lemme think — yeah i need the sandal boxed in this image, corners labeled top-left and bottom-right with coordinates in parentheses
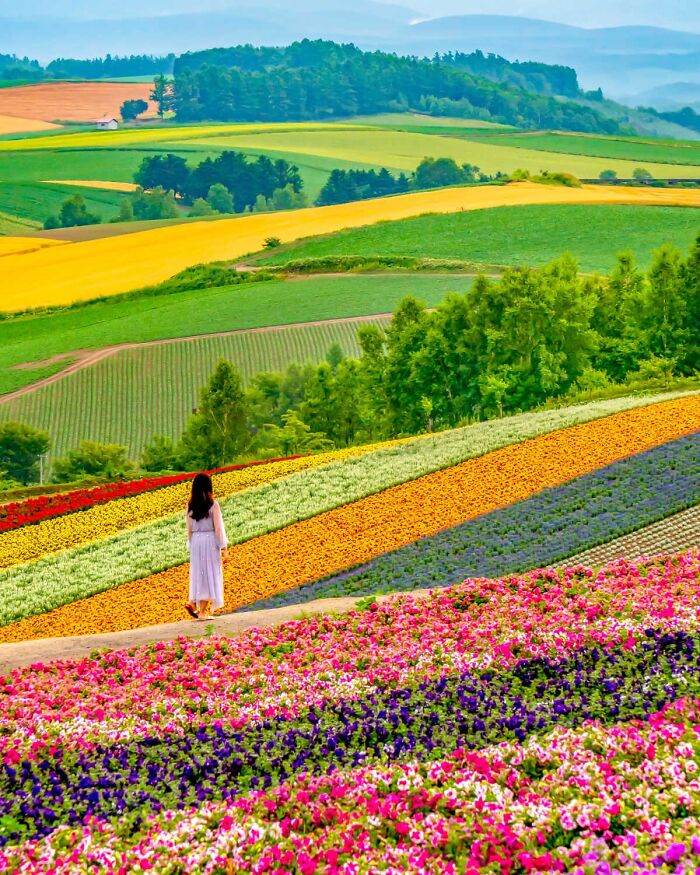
top-left (184, 603), bottom-right (199, 619)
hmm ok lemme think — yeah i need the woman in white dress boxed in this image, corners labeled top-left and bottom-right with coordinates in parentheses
top-left (184, 473), bottom-right (228, 621)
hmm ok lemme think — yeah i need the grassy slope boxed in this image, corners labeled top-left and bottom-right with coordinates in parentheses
top-left (0, 315), bottom-right (394, 458)
top-left (465, 131), bottom-right (700, 167)
top-left (192, 129), bottom-right (700, 179)
top-left (0, 273), bottom-right (477, 395)
top-left (255, 204), bottom-right (700, 274)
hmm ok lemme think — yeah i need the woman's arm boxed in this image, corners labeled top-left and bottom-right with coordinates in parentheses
top-left (185, 508), bottom-right (193, 550)
top-left (212, 501), bottom-right (228, 554)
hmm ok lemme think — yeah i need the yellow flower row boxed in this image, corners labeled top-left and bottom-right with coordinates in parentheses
top-left (0, 441), bottom-right (403, 570)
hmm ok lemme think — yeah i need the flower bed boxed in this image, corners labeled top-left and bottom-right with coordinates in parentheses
top-left (1, 394), bottom-right (697, 638)
top-left (242, 430), bottom-right (700, 610)
top-left (0, 456), bottom-right (303, 533)
top-left (0, 552), bottom-right (699, 871)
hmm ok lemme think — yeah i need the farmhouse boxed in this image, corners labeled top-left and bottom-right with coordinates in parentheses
top-left (95, 116), bottom-right (119, 130)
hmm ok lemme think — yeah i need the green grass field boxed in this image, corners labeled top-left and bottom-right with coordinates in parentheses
top-left (192, 128), bottom-right (700, 179)
top-left (462, 131), bottom-right (700, 168)
top-left (0, 273), bottom-right (477, 395)
top-left (254, 204), bottom-right (700, 273)
top-left (0, 315), bottom-right (393, 459)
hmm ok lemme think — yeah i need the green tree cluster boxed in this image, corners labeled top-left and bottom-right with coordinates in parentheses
top-left (134, 150), bottom-right (304, 214)
top-left (43, 195), bottom-right (101, 230)
top-left (120, 98), bottom-right (148, 121)
top-left (143, 233), bottom-right (700, 471)
top-left (170, 39), bottom-right (621, 134)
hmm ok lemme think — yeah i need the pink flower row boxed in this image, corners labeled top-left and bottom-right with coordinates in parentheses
top-left (1, 551), bottom-right (699, 759)
top-left (4, 696), bottom-right (700, 874)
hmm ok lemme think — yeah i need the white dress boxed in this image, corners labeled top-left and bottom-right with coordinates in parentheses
top-left (186, 500), bottom-right (228, 609)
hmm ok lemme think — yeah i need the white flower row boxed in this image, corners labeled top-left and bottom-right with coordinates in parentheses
top-left (1, 389), bottom-right (696, 627)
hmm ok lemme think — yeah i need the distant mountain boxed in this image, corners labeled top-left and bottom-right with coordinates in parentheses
top-left (0, 1), bottom-right (417, 61)
top-left (625, 82), bottom-right (700, 112)
top-left (389, 16), bottom-right (700, 98)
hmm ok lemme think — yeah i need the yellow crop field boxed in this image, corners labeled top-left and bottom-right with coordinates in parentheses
top-left (0, 122), bottom-right (368, 152)
top-left (2, 182), bottom-right (700, 313)
top-left (41, 179), bottom-right (140, 192)
top-left (0, 114), bottom-right (62, 135)
top-left (0, 236), bottom-right (66, 257)
top-left (194, 128), bottom-right (700, 179)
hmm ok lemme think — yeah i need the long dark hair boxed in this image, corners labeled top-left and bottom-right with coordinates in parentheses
top-left (188, 472), bottom-right (214, 521)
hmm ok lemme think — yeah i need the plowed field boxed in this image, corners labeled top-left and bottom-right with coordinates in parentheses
top-left (0, 82), bottom-right (157, 122)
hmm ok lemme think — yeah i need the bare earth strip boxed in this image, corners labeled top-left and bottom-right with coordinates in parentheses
top-left (0, 312), bottom-right (395, 405)
top-left (2, 182), bottom-right (700, 313)
top-left (0, 114), bottom-right (61, 134)
top-left (0, 82), bottom-right (157, 122)
top-left (566, 504), bottom-right (700, 566)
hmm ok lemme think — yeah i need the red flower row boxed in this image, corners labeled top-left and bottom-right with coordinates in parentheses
top-left (0, 455), bottom-right (303, 534)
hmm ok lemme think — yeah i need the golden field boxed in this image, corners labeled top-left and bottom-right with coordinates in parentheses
top-left (2, 182), bottom-right (700, 313)
top-left (0, 236), bottom-right (65, 257)
top-left (0, 114), bottom-right (62, 135)
top-left (41, 179), bottom-right (140, 192)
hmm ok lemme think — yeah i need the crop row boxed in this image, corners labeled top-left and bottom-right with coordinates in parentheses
top-left (0, 552), bottom-right (699, 869)
top-left (244, 430), bottom-right (700, 610)
top-left (0, 317), bottom-right (377, 458)
top-left (0, 455), bottom-right (305, 533)
top-left (0, 391), bottom-right (697, 637)
top-left (0, 440), bottom-right (403, 570)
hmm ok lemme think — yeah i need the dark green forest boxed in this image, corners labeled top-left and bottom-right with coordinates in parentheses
top-left (167, 40), bottom-right (621, 133)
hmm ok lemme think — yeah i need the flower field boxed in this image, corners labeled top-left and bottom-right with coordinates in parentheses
top-left (2, 551), bottom-right (700, 872)
top-left (0, 391), bottom-right (697, 642)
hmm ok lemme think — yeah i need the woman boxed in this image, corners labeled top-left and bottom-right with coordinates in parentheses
top-left (185, 473), bottom-right (228, 621)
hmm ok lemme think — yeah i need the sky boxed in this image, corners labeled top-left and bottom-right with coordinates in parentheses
top-left (402, 0), bottom-right (694, 30)
top-left (0, 0), bottom-right (695, 32)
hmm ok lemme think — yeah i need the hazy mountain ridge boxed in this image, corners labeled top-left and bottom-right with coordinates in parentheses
top-left (0, 6), bottom-right (699, 106)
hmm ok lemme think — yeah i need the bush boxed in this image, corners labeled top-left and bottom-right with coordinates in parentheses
top-left (52, 440), bottom-right (136, 483)
top-left (263, 237), bottom-right (282, 249)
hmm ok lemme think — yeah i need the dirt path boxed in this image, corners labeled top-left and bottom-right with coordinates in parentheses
top-left (0, 590), bottom-right (436, 675)
top-left (1, 311), bottom-right (395, 406)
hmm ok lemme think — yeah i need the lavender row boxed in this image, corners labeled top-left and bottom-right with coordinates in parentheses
top-left (241, 430), bottom-right (700, 610)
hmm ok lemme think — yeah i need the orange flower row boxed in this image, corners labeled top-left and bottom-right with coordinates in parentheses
top-left (2, 394), bottom-right (698, 643)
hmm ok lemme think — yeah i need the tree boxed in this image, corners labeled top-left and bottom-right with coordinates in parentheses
top-left (633, 167), bottom-right (653, 181)
top-left (254, 411), bottom-right (332, 456)
top-left (413, 157), bottom-right (471, 189)
top-left (45, 194), bottom-right (101, 229)
top-left (271, 184), bottom-right (308, 210)
top-left (151, 74), bottom-right (174, 118)
top-left (0, 422), bottom-right (50, 485)
top-left (643, 244), bottom-right (688, 365)
top-left (141, 435), bottom-right (178, 472)
top-left (135, 153), bottom-right (190, 197)
top-left (188, 197), bottom-right (216, 217)
top-left (111, 197), bottom-right (134, 223)
top-left (681, 232), bottom-right (700, 372)
top-left (52, 441), bottom-right (135, 483)
top-left (177, 360), bottom-right (250, 468)
top-left (206, 183), bottom-right (234, 214)
top-left (598, 169), bottom-right (617, 181)
top-left (130, 186), bottom-right (179, 219)
top-left (120, 98), bottom-right (148, 121)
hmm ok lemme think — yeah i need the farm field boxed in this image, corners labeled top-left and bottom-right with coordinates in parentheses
top-left (0, 391), bottom-right (696, 638)
top-left (0, 114), bottom-right (61, 135)
top-left (0, 81), bottom-right (157, 121)
top-left (467, 129), bottom-right (700, 166)
top-left (2, 182), bottom-right (699, 312)
top-left (256, 203), bottom-right (700, 272)
top-left (195, 127), bottom-right (700, 178)
top-left (0, 382), bottom-right (699, 870)
top-left (0, 273), bottom-right (477, 395)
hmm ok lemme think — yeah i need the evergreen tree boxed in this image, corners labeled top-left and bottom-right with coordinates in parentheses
top-left (177, 361), bottom-right (250, 469)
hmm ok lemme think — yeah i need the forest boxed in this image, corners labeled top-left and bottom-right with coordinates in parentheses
top-left (165, 40), bottom-right (622, 133)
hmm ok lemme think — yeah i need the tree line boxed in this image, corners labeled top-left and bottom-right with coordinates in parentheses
top-left (160, 39), bottom-right (621, 134)
top-left (3, 233), bottom-right (697, 488)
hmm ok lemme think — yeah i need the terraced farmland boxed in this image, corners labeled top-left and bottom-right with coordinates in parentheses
top-left (0, 314), bottom-right (392, 457)
top-left (3, 182), bottom-right (699, 312)
top-left (256, 203), bottom-right (700, 273)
